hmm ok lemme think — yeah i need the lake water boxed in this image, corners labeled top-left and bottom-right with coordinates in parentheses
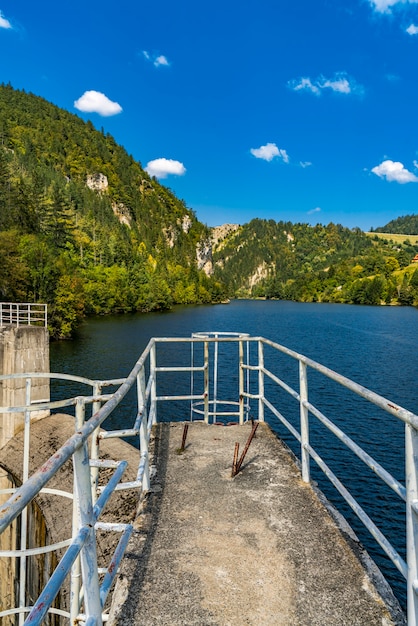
top-left (50, 300), bottom-right (418, 610)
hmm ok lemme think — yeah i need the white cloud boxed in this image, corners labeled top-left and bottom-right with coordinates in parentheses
top-left (250, 143), bottom-right (289, 163)
top-left (300, 161), bottom-right (312, 168)
top-left (406, 23), bottom-right (418, 34)
top-left (145, 158), bottom-right (186, 179)
top-left (143, 50), bottom-right (170, 67)
top-left (320, 76), bottom-right (351, 94)
top-left (0, 10), bottom-right (12, 29)
top-left (74, 90), bottom-right (122, 117)
top-left (288, 77), bottom-right (320, 96)
top-left (369, 0), bottom-right (418, 13)
top-left (287, 72), bottom-right (362, 96)
top-left (307, 207), bottom-right (321, 215)
top-left (371, 159), bottom-right (418, 183)
top-left (288, 72), bottom-right (363, 96)
top-left (154, 55), bottom-right (169, 67)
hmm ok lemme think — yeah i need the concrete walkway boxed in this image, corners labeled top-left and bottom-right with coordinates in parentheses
top-left (109, 422), bottom-right (405, 626)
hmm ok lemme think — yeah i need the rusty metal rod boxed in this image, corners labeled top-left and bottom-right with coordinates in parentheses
top-left (231, 442), bottom-right (240, 477)
top-left (180, 423), bottom-right (189, 452)
top-left (235, 422), bottom-right (259, 475)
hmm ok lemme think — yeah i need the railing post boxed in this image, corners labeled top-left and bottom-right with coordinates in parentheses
top-left (258, 340), bottom-right (265, 422)
top-left (239, 339), bottom-right (244, 425)
top-left (204, 340), bottom-right (209, 423)
top-left (71, 397), bottom-right (85, 622)
top-left (406, 422), bottom-right (418, 625)
top-left (150, 342), bottom-right (157, 425)
top-left (299, 360), bottom-right (310, 483)
top-left (17, 378), bottom-right (32, 625)
top-left (90, 382), bottom-right (102, 505)
top-left (70, 486), bottom-right (82, 622)
top-left (213, 335), bottom-right (219, 423)
top-left (73, 398), bottom-right (102, 624)
top-left (138, 368), bottom-right (150, 491)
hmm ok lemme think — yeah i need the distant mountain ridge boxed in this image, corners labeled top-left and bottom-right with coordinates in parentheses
top-left (373, 214), bottom-right (418, 235)
top-left (209, 218), bottom-right (418, 305)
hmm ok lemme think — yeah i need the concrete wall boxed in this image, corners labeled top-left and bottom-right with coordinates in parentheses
top-left (0, 326), bottom-right (50, 449)
top-left (0, 471), bottom-right (18, 626)
top-left (0, 470), bottom-right (64, 626)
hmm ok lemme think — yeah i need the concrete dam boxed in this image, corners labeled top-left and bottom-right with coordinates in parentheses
top-left (0, 308), bottom-right (416, 625)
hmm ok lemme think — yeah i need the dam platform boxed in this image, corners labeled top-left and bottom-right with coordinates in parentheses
top-left (109, 421), bottom-right (403, 625)
top-left (0, 331), bottom-right (416, 625)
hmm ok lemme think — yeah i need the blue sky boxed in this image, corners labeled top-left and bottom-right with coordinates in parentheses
top-left (1, 0), bottom-right (418, 231)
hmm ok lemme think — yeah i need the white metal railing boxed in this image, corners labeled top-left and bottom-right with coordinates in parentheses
top-left (190, 331), bottom-right (251, 422)
top-left (0, 303), bottom-right (47, 327)
top-left (0, 334), bottom-right (416, 624)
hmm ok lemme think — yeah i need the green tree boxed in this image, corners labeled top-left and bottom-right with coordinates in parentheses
top-left (384, 256), bottom-right (400, 277)
top-left (42, 182), bottom-right (75, 248)
top-left (18, 234), bottom-right (58, 302)
top-left (0, 230), bottom-right (28, 299)
top-left (49, 275), bottom-right (85, 338)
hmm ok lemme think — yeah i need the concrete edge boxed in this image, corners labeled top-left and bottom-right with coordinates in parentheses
top-left (275, 435), bottom-right (407, 626)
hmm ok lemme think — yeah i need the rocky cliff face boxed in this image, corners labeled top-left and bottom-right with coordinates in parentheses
top-left (112, 202), bottom-right (132, 228)
top-left (195, 224), bottom-right (240, 276)
top-left (196, 238), bottom-right (213, 275)
top-left (248, 261), bottom-right (270, 288)
top-left (86, 172), bottom-right (109, 192)
top-left (211, 224), bottom-right (240, 248)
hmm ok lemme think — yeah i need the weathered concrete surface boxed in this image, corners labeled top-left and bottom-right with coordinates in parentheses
top-left (109, 422), bottom-right (405, 626)
top-left (0, 325), bottom-right (50, 448)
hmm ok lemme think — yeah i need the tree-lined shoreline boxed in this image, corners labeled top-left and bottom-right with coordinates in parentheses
top-left (1, 85), bottom-right (417, 339)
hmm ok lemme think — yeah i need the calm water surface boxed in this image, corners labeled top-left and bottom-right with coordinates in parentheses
top-left (50, 300), bottom-right (418, 610)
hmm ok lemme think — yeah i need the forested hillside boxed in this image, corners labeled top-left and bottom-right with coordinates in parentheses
top-left (1, 85), bottom-right (417, 339)
top-left (0, 84), bottom-right (226, 337)
top-left (212, 219), bottom-right (418, 306)
top-left (373, 213), bottom-right (418, 235)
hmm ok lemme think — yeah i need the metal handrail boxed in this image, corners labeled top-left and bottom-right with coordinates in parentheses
top-left (0, 334), bottom-right (416, 624)
top-left (0, 302), bottom-right (47, 327)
